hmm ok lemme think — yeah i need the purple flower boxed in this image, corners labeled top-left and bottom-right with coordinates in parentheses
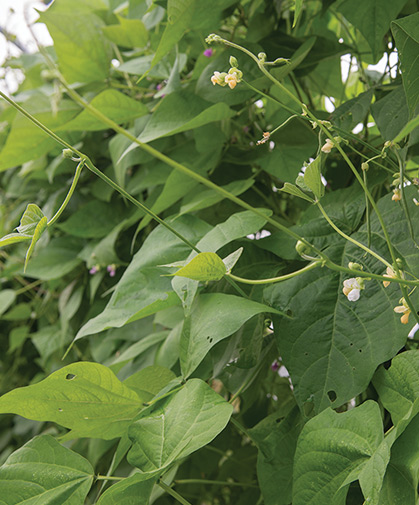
top-left (271, 360), bottom-right (280, 372)
top-left (156, 83), bottom-right (163, 91)
top-left (203, 48), bottom-right (213, 58)
top-left (89, 266), bottom-right (99, 275)
top-left (107, 264), bottom-right (116, 277)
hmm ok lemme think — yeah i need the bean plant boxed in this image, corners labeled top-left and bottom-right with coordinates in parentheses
top-left (0, 0), bottom-right (419, 504)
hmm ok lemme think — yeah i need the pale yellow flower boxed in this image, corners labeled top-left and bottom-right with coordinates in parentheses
top-left (321, 138), bottom-right (334, 153)
top-left (383, 266), bottom-right (396, 288)
top-left (394, 298), bottom-right (411, 324)
top-left (210, 71), bottom-right (227, 86)
top-left (342, 277), bottom-right (363, 301)
top-left (392, 189), bottom-right (401, 202)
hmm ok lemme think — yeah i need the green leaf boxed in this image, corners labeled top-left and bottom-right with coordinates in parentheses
top-left (57, 201), bottom-right (127, 238)
top-left (250, 406), bottom-right (304, 505)
top-left (373, 350), bottom-right (419, 425)
top-left (58, 90), bottom-right (148, 131)
top-left (24, 215), bottom-right (48, 271)
top-left (265, 189), bottom-right (418, 414)
top-left (102, 16), bottom-right (148, 48)
top-left (371, 86), bottom-right (409, 140)
top-left (303, 156), bottom-right (324, 199)
top-left (293, 401), bottom-right (383, 505)
top-left (0, 290), bottom-right (16, 317)
top-left (0, 362), bottom-right (143, 440)
top-left (0, 233), bottom-right (31, 248)
top-left (293, 1), bottom-right (304, 28)
top-left (0, 435), bottom-right (94, 504)
top-left (123, 365), bottom-right (176, 401)
top-left (39, 2), bottom-right (112, 83)
top-left (280, 182), bottom-right (314, 202)
top-left (24, 237), bottom-right (83, 280)
top-left (127, 379), bottom-right (233, 474)
top-left (0, 98), bottom-right (79, 171)
top-left (331, 89), bottom-right (374, 131)
top-left (393, 113), bottom-right (419, 142)
top-left (75, 215), bottom-right (211, 340)
top-left (96, 474), bottom-right (155, 505)
top-left (173, 252), bottom-right (226, 281)
top-left (337, 0), bottom-right (409, 61)
top-left (17, 203), bottom-right (45, 235)
top-left (180, 293), bottom-right (281, 378)
top-left (135, 90), bottom-right (234, 144)
top-left (392, 12), bottom-right (419, 116)
top-left (152, 0), bottom-right (197, 66)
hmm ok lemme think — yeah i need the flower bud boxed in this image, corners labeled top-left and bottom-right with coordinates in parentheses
top-left (229, 56), bottom-right (238, 67)
top-left (62, 148), bottom-right (75, 159)
top-left (348, 262), bottom-right (363, 271)
top-left (258, 52), bottom-right (267, 62)
top-left (361, 162), bottom-right (369, 171)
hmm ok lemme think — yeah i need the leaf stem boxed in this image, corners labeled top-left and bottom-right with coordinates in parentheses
top-left (227, 261), bottom-right (320, 285)
top-left (47, 159), bottom-right (84, 227)
top-left (175, 478), bottom-right (259, 488)
top-left (158, 480), bottom-right (193, 505)
top-left (315, 201), bottom-right (392, 269)
top-left (96, 475), bottom-right (125, 481)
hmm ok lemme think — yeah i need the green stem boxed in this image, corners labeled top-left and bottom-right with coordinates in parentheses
top-left (47, 159), bottom-right (84, 227)
top-left (143, 384), bottom-right (184, 406)
top-left (175, 479), bottom-right (259, 488)
top-left (395, 149), bottom-right (418, 248)
top-left (96, 475), bottom-right (125, 481)
top-left (227, 261), bottom-right (320, 285)
top-left (316, 201), bottom-right (392, 269)
top-left (158, 481), bottom-right (193, 505)
top-left (362, 168), bottom-right (372, 248)
top-left (230, 416), bottom-right (252, 440)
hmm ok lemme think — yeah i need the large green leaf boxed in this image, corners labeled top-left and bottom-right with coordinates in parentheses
top-left (173, 252), bottom-right (226, 281)
top-left (392, 12), bottom-right (419, 117)
top-left (337, 0), bottom-right (409, 60)
top-left (102, 16), bottom-right (148, 48)
top-left (0, 362), bottom-right (143, 440)
top-left (265, 189), bottom-right (418, 413)
top-left (0, 435), bottom-right (93, 505)
top-left (293, 401), bottom-right (383, 505)
top-left (373, 350), bottom-right (419, 425)
top-left (135, 90), bottom-right (234, 144)
top-left (58, 90), bottom-right (148, 131)
top-left (371, 86), bottom-right (409, 140)
top-left (180, 293), bottom-right (281, 378)
top-left (39, 1), bottom-right (112, 83)
top-left (0, 98), bottom-right (80, 171)
top-left (96, 474), bottom-right (155, 505)
top-left (75, 215), bottom-right (212, 340)
top-left (127, 379), bottom-right (233, 474)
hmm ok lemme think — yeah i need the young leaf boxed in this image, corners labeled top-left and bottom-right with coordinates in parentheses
top-left (0, 362), bottom-right (143, 440)
top-left (0, 435), bottom-right (93, 505)
top-left (24, 215), bottom-right (48, 271)
top-left (280, 182), bottom-right (314, 202)
top-left (173, 252), bottom-right (226, 281)
top-left (303, 156), bottom-right (324, 199)
top-left (223, 247), bottom-right (244, 272)
top-left (96, 474), bottom-right (155, 505)
top-left (16, 203), bottom-right (45, 235)
top-left (0, 232), bottom-right (31, 248)
top-left (127, 379), bottom-right (233, 474)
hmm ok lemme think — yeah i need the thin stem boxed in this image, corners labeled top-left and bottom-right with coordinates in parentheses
top-left (316, 201), bottom-right (392, 269)
top-left (175, 479), bottom-right (259, 488)
top-left (158, 480), bottom-right (193, 505)
top-left (230, 416), bottom-right (252, 440)
top-left (96, 475), bottom-right (125, 481)
top-left (395, 149), bottom-right (418, 248)
top-left (227, 261), bottom-right (320, 285)
top-left (47, 159), bottom-right (84, 227)
top-left (362, 168), bottom-right (371, 248)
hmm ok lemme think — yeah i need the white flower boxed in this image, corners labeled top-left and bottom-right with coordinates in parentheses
top-left (321, 138), bottom-right (334, 153)
top-left (342, 277), bottom-right (363, 301)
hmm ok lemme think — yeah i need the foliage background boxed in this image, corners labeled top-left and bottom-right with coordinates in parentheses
top-left (0, 0), bottom-right (419, 504)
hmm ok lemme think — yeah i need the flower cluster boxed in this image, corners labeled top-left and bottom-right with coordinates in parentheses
top-left (211, 60), bottom-right (243, 90)
top-left (342, 277), bottom-right (364, 301)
